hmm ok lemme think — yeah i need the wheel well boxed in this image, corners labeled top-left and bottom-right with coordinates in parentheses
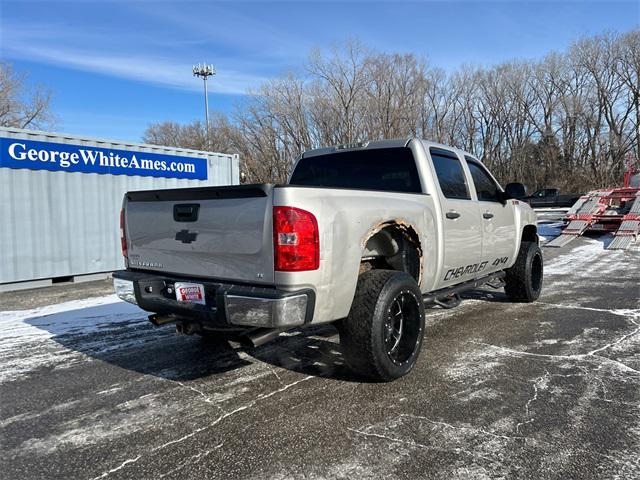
top-left (361, 222), bottom-right (422, 284)
top-left (522, 224), bottom-right (538, 244)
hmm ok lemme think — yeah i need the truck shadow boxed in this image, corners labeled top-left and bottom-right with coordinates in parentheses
top-left (22, 300), bottom-right (362, 382)
top-left (459, 288), bottom-right (510, 303)
top-left (23, 301), bottom-right (251, 381)
top-left (246, 325), bottom-right (364, 382)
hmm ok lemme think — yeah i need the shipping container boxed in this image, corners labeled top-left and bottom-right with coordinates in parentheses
top-left (0, 127), bottom-right (239, 290)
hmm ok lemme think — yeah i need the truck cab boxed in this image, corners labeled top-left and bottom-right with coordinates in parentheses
top-left (523, 187), bottom-right (582, 208)
top-left (528, 188), bottom-right (560, 208)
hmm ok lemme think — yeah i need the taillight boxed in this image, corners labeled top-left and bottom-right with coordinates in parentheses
top-left (120, 209), bottom-right (128, 258)
top-left (273, 206), bottom-right (319, 271)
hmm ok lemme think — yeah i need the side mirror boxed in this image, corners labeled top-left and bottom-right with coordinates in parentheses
top-left (504, 182), bottom-right (526, 200)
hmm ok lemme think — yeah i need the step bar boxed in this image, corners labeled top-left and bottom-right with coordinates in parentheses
top-left (423, 271), bottom-right (506, 305)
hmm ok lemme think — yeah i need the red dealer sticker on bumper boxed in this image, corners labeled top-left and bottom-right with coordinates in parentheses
top-left (174, 282), bottom-right (206, 305)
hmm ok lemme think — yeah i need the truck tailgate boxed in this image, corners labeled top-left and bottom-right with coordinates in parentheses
top-left (124, 185), bottom-right (275, 284)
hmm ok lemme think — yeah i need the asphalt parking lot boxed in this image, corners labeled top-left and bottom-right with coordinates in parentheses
top-left (1, 234), bottom-right (639, 479)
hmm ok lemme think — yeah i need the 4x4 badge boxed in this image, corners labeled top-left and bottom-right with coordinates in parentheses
top-left (175, 229), bottom-right (198, 244)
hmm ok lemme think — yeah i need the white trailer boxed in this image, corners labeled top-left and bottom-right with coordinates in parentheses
top-left (0, 127), bottom-right (239, 291)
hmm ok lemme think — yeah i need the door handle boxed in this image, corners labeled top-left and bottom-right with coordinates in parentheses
top-left (174, 204), bottom-right (200, 222)
top-left (483, 212), bottom-right (494, 219)
top-left (446, 210), bottom-right (461, 219)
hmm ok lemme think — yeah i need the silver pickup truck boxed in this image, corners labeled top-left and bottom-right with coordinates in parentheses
top-left (114, 139), bottom-right (542, 381)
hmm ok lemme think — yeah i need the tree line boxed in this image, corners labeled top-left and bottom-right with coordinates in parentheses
top-left (147, 29), bottom-right (637, 193)
top-left (2, 30), bottom-right (636, 193)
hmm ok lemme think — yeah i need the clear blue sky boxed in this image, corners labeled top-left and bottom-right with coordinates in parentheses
top-left (2, 1), bottom-right (638, 142)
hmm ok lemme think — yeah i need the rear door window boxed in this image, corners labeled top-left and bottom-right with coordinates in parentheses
top-left (429, 148), bottom-right (470, 200)
top-left (466, 159), bottom-right (501, 202)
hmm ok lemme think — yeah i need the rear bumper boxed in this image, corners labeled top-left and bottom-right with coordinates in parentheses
top-left (112, 270), bottom-right (315, 329)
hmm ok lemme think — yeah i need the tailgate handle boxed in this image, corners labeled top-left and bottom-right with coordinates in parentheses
top-left (173, 204), bottom-right (200, 222)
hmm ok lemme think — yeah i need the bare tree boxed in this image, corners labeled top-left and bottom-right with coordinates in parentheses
top-left (307, 40), bottom-right (372, 144)
top-left (364, 53), bottom-right (427, 139)
top-left (0, 62), bottom-right (54, 130)
top-left (143, 30), bottom-right (639, 192)
top-left (143, 114), bottom-right (237, 154)
top-left (569, 33), bottom-right (636, 186)
top-left (617, 30), bottom-right (640, 157)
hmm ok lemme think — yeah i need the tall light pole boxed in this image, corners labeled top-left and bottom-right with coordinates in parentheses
top-left (192, 63), bottom-right (215, 147)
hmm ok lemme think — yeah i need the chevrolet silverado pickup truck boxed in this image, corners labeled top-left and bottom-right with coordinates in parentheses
top-left (114, 139), bottom-right (542, 381)
top-left (521, 188), bottom-right (582, 208)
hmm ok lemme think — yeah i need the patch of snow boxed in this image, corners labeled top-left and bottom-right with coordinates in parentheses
top-left (16, 392), bottom-right (181, 456)
top-left (0, 295), bottom-right (146, 383)
top-left (455, 387), bottom-right (501, 402)
top-left (444, 347), bottom-right (505, 382)
top-left (96, 386), bottom-right (124, 396)
top-left (0, 295), bottom-right (140, 331)
top-left (544, 239), bottom-right (605, 275)
top-left (535, 207), bottom-right (570, 213)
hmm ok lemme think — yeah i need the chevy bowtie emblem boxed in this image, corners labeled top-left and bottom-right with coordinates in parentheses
top-left (175, 229), bottom-right (198, 244)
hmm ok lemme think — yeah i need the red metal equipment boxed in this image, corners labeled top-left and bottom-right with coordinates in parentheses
top-left (546, 154), bottom-right (640, 250)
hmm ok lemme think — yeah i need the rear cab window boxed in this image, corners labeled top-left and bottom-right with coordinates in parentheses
top-left (429, 147), bottom-right (471, 200)
top-left (289, 147), bottom-right (422, 193)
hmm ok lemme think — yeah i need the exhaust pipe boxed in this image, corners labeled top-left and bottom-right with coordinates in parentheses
top-left (149, 314), bottom-right (178, 326)
top-left (243, 328), bottom-right (282, 348)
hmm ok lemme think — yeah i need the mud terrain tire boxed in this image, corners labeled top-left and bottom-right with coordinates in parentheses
top-left (504, 241), bottom-right (543, 302)
top-left (338, 270), bottom-right (425, 382)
